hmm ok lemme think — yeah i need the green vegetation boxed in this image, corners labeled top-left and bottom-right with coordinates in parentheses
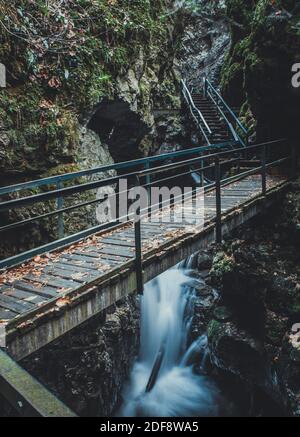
top-left (221, 0), bottom-right (300, 138)
top-left (210, 251), bottom-right (235, 282)
top-left (0, 0), bottom-right (175, 175)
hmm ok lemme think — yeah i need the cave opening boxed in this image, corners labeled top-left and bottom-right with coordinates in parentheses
top-left (87, 99), bottom-right (150, 163)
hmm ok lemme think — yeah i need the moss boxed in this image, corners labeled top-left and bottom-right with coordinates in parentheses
top-left (288, 291), bottom-right (300, 317)
top-left (210, 251), bottom-right (235, 281)
top-left (221, 0), bottom-right (300, 140)
top-left (207, 319), bottom-right (224, 343)
top-left (239, 101), bottom-right (257, 135)
top-left (0, 0), bottom-right (175, 176)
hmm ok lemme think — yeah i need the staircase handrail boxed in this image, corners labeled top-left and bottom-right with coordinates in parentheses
top-left (204, 77), bottom-right (248, 136)
top-left (181, 79), bottom-right (212, 146)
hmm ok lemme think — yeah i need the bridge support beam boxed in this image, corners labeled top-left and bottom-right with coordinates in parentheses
top-left (261, 145), bottom-right (267, 197)
top-left (215, 158), bottom-right (222, 244)
top-left (0, 349), bottom-right (76, 417)
top-left (135, 216), bottom-right (144, 295)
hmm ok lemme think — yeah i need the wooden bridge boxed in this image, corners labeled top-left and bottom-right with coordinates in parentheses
top-left (0, 81), bottom-right (295, 417)
top-left (0, 140), bottom-right (293, 361)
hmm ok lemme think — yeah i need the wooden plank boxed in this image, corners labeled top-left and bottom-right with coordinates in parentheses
top-left (43, 267), bottom-right (87, 283)
top-left (13, 281), bottom-right (58, 299)
top-left (143, 222), bottom-right (184, 229)
top-left (59, 256), bottom-right (102, 270)
top-left (99, 245), bottom-right (135, 258)
top-left (62, 252), bottom-right (121, 266)
top-left (23, 274), bottom-right (78, 290)
top-left (54, 261), bottom-right (100, 275)
top-left (0, 294), bottom-right (35, 314)
top-left (73, 250), bottom-right (123, 263)
top-left (43, 266), bottom-right (100, 284)
top-left (1, 286), bottom-right (46, 305)
top-left (62, 253), bottom-right (101, 264)
top-left (0, 308), bottom-right (18, 320)
top-left (72, 250), bottom-right (101, 259)
top-left (100, 237), bottom-right (136, 247)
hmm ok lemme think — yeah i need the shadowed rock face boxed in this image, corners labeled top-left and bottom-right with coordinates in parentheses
top-left (88, 99), bottom-right (150, 163)
top-left (178, 0), bottom-right (230, 87)
top-left (203, 180), bottom-right (300, 416)
top-left (221, 0), bottom-right (300, 142)
top-left (20, 295), bottom-right (140, 418)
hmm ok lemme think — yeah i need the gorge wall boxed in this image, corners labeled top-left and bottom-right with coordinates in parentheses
top-left (0, 294), bottom-right (140, 417)
top-left (0, 0), bottom-right (184, 182)
top-left (221, 0), bottom-right (300, 141)
top-left (0, 0), bottom-right (187, 258)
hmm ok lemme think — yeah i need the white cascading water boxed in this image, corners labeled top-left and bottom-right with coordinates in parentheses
top-left (119, 266), bottom-right (220, 417)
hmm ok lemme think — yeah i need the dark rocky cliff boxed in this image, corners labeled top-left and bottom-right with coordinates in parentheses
top-left (221, 0), bottom-right (300, 141)
top-left (0, 0), bottom-right (184, 183)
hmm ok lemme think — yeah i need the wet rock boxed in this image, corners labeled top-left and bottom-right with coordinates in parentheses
top-left (213, 305), bottom-right (234, 323)
top-left (210, 250), bottom-right (268, 315)
top-left (197, 252), bottom-right (213, 270)
top-left (190, 285), bottom-right (219, 340)
top-left (265, 310), bottom-right (289, 348)
top-left (268, 275), bottom-right (300, 319)
top-left (178, 0), bottom-right (230, 86)
top-left (278, 329), bottom-right (300, 416)
top-left (207, 319), bottom-right (265, 382)
top-left (21, 295), bottom-right (140, 417)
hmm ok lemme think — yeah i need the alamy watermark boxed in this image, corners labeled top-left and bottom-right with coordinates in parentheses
top-left (0, 323), bottom-right (6, 348)
top-left (96, 180), bottom-right (205, 227)
top-left (0, 63), bottom-right (6, 88)
top-left (291, 63), bottom-right (300, 88)
top-left (292, 323), bottom-right (300, 334)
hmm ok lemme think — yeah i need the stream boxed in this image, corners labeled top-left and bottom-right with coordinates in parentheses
top-left (119, 265), bottom-right (221, 417)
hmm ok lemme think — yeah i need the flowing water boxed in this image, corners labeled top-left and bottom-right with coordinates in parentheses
top-left (119, 266), bottom-right (220, 417)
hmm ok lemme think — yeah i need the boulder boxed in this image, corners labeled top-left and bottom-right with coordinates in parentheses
top-left (207, 319), bottom-right (265, 383)
top-left (278, 328), bottom-right (300, 416)
top-left (210, 250), bottom-right (268, 315)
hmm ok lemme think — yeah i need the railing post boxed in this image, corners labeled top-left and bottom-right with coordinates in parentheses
top-left (56, 179), bottom-right (64, 239)
top-left (203, 77), bottom-right (207, 98)
top-left (215, 157), bottom-right (222, 244)
top-left (145, 161), bottom-right (151, 218)
top-left (291, 141), bottom-right (298, 178)
top-left (261, 145), bottom-right (267, 197)
top-left (200, 157), bottom-right (204, 187)
top-left (134, 177), bottom-right (144, 295)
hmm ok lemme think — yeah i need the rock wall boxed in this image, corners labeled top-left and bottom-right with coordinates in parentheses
top-left (178, 0), bottom-right (230, 87)
top-left (0, 1), bottom-right (186, 258)
top-left (221, 0), bottom-right (300, 141)
top-left (203, 180), bottom-right (300, 416)
top-left (0, 1), bottom-right (184, 181)
top-left (19, 295), bottom-right (140, 417)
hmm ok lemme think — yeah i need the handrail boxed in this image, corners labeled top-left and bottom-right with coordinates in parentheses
top-left (205, 77), bottom-right (248, 136)
top-left (0, 139), bottom-right (286, 212)
top-left (0, 142), bottom-right (232, 197)
top-left (181, 80), bottom-right (211, 134)
top-left (0, 138), bottom-right (290, 271)
top-left (181, 79), bottom-right (212, 146)
top-left (205, 83), bottom-right (244, 147)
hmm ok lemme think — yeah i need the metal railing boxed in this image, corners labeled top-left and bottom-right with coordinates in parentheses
top-left (204, 77), bottom-right (249, 147)
top-left (181, 79), bottom-right (212, 146)
top-left (0, 139), bottom-right (293, 293)
top-left (0, 142), bottom-right (233, 240)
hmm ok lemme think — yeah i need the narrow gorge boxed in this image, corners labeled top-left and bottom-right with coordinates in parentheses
top-left (0, 0), bottom-right (299, 419)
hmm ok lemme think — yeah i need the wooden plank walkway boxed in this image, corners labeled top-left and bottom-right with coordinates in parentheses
top-left (0, 173), bottom-right (287, 359)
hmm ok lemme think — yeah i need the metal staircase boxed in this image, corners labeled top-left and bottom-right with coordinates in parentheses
top-left (181, 77), bottom-right (249, 149)
top-left (191, 93), bottom-right (232, 144)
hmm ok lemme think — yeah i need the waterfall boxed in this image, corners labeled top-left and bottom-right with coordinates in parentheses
top-left (119, 265), bottom-right (220, 417)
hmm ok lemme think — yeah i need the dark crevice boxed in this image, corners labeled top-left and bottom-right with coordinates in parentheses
top-left (88, 99), bottom-right (150, 163)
